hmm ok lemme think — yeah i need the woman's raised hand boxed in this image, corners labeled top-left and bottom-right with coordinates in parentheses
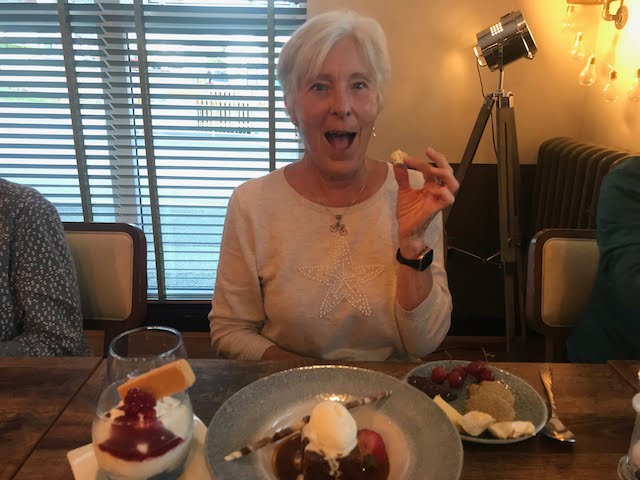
top-left (393, 147), bottom-right (459, 257)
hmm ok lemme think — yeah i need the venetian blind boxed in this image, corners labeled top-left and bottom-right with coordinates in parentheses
top-left (0, 0), bottom-right (306, 300)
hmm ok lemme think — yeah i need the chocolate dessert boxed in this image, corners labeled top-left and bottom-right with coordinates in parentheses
top-left (273, 401), bottom-right (389, 480)
top-left (302, 438), bottom-right (364, 480)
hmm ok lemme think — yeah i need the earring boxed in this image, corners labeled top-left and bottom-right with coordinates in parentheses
top-left (372, 126), bottom-right (376, 138)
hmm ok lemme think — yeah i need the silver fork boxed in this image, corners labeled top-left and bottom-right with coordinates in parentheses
top-left (539, 366), bottom-right (576, 442)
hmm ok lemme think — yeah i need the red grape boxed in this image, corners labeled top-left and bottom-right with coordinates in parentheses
top-left (431, 366), bottom-right (447, 384)
top-left (479, 368), bottom-right (495, 381)
top-left (466, 360), bottom-right (486, 378)
top-left (452, 366), bottom-right (467, 380)
top-left (447, 370), bottom-right (464, 388)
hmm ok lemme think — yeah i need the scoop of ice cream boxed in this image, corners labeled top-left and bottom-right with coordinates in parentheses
top-left (302, 400), bottom-right (358, 460)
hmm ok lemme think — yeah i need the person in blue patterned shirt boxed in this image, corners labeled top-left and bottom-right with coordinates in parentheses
top-left (0, 179), bottom-right (91, 356)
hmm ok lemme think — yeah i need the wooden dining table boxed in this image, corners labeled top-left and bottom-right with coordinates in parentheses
top-left (5, 358), bottom-right (639, 480)
top-left (0, 357), bottom-right (102, 480)
top-left (609, 360), bottom-right (640, 392)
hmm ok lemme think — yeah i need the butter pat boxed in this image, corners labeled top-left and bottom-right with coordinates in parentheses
top-left (511, 421), bottom-right (535, 438)
top-left (117, 359), bottom-right (195, 400)
top-left (488, 421), bottom-right (536, 439)
top-left (433, 395), bottom-right (463, 433)
top-left (459, 411), bottom-right (495, 437)
top-left (487, 422), bottom-right (515, 439)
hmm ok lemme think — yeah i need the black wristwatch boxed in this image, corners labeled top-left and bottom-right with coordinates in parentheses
top-left (396, 247), bottom-right (433, 271)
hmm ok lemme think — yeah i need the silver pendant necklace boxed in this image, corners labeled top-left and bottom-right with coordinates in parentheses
top-left (325, 175), bottom-right (368, 236)
top-left (329, 214), bottom-right (348, 236)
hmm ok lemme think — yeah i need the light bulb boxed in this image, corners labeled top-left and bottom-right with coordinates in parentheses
top-left (629, 68), bottom-right (640, 102)
top-left (578, 56), bottom-right (597, 86)
top-left (603, 70), bottom-right (618, 103)
top-left (562, 5), bottom-right (578, 32)
top-left (569, 32), bottom-right (587, 62)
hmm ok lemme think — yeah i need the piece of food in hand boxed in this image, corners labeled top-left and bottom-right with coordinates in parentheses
top-left (466, 381), bottom-right (515, 422)
top-left (459, 411), bottom-right (496, 437)
top-left (117, 359), bottom-right (195, 400)
top-left (301, 401), bottom-right (363, 479)
top-left (433, 394), bottom-right (463, 433)
top-left (390, 149), bottom-right (409, 166)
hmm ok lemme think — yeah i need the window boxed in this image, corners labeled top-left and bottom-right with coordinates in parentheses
top-left (0, 0), bottom-right (306, 300)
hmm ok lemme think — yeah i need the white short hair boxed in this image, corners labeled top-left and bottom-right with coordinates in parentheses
top-left (277, 10), bottom-right (391, 115)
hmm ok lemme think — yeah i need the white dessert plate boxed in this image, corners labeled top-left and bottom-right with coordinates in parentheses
top-left (205, 365), bottom-right (463, 480)
top-left (404, 360), bottom-right (548, 444)
top-left (67, 415), bottom-right (213, 479)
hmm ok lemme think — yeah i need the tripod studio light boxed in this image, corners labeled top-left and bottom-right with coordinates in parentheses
top-left (473, 11), bottom-right (538, 71)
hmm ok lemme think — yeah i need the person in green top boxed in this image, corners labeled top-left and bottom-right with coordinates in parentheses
top-left (567, 156), bottom-right (640, 363)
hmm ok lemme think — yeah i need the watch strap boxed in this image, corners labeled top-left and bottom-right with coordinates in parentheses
top-left (395, 247), bottom-right (433, 271)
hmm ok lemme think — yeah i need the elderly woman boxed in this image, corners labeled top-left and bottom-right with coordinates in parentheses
top-left (209, 10), bottom-right (458, 361)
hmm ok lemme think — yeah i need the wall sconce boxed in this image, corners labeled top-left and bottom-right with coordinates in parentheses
top-left (567, 0), bottom-right (629, 29)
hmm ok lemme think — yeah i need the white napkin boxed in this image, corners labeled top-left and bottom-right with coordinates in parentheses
top-left (67, 416), bottom-right (213, 480)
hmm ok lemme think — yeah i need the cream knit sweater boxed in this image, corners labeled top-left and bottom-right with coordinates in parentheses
top-left (209, 162), bottom-right (452, 361)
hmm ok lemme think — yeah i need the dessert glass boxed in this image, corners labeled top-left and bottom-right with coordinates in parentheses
top-left (107, 326), bottom-right (187, 384)
top-left (92, 380), bottom-right (194, 480)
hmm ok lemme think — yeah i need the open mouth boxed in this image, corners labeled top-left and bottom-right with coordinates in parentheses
top-left (324, 130), bottom-right (357, 150)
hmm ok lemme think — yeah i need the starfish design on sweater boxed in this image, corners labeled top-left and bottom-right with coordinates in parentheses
top-left (298, 237), bottom-right (385, 317)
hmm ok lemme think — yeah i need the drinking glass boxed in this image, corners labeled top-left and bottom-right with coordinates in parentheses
top-left (618, 393), bottom-right (640, 479)
top-left (92, 379), bottom-right (194, 480)
top-left (107, 325), bottom-right (187, 384)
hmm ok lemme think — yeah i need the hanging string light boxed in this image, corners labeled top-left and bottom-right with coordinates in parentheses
top-left (569, 32), bottom-right (588, 62)
top-left (578, 55), bottom-right (598, 86)
top-left (562, 4), bottom-right (637, 103)
top-left (629, 69), bottom-right (640, 102)
top-left (602, 69), bottom-right (619, 102)
top-left (563, 5), bottom-right (579, 32)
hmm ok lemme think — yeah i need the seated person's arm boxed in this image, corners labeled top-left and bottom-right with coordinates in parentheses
top-left (394, 213), bottom-right (452, 358)
top-left (0, 195), bottom-right (90, 356)
top-left (209, 191), bottom-right (299, 360)
top-left (597, 161), bottom-right (640, 318)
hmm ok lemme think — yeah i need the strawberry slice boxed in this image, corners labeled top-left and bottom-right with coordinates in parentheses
top-left (357, 429), bottom-right (387, 469)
